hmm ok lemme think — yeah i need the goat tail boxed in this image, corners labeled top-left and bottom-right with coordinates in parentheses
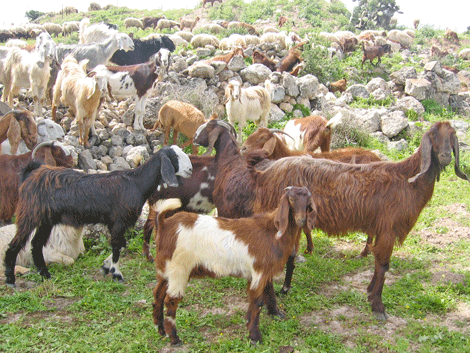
top-left (153, 198), bottom-right (182, 228)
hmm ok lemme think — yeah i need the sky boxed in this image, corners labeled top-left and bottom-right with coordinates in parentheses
top-left (1, 0), bottom-right (468, 33)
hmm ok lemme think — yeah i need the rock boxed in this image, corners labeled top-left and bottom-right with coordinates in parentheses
top-left (239, 64), bottom-right (271, 84)
top-left (269, 104), bottom-right (286, 122)
top-left (282, 73), bottom-right (299, 97)
top-left (296, 74), bottom-right (319, 99)
top-left (391, 66), bottom-right (417, 85)
top-left (345, 84), bottom-right (369, 99)
top-left (405, 78), bottom-right (432, 100)
top-left (78, 150), bottom-right (97, 172)
top-left (188, 62), bottom-right (215, 79)
top-left (366, 77), bottom-right (388, 93)
top-left (381, 111), bottom-right (409, 138)
top-left (227, 55), bottom-right (246, 72)
top-left (394, 96), bottom-right (425, 116)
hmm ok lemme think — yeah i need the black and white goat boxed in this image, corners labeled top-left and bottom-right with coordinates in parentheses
top-left (91, 48), bottom-right (171, 131)
top-left (3, 146), bottom-right (192, 287)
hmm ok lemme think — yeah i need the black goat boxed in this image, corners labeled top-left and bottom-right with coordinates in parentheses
top-left (110, 36), bottom-right (175, 66)
top-left (4, 146), bottom-right (192, 287)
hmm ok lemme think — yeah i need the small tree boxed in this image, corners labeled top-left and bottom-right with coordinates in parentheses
top-left (349, 0), bottom-right (402, 30)
top-left (25, 10), bottom-right (44, 22)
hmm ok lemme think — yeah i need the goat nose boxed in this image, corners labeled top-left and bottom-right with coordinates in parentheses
top-left (296, 217), bottom-right (306, 227)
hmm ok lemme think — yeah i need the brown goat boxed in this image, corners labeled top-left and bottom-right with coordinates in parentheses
top-left (340, 37), bottom-right (358, 53)
top-left (278, 16), bottom-right (290, 27)
top-left (206, 47), bottom-right (245, 64)
top-left (180, 16), bottom-right (200, 32)
top-left (283, 115), bottom-right (331, 153)
top-left (444, 28), bottom-right (459, 44)
top-left (240, 127), bottom-right (381, 254)
top-left (413, 19), bottom-right (420, 29)
top-left (328, 77), bottom-right (347, 93)
top-left (276, 49), bottom-right (302, 73)
top-left (361, 42), bottom-right (392, 68)
top-left (0, 141), bottom-right (73, 223)
top-left (289, 62), bottom-right (304, 76)
top-left (0, 110), bottom-right (37, 155)
top-left (252, 50), bottom-right (276, 71)
top-left (152, 186), bottom-right (316, 345)
top-left (430, 46), bottom-right (449, 58)
top-left (141, 16), bottom-right (166, 30)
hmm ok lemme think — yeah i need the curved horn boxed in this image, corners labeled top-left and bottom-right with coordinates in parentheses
top-left (216, 120), bottom-right (237, 138)
top-left (31, 141), bottom-right (54, 159)
top-left (269, 128), bottom-right (294, 141)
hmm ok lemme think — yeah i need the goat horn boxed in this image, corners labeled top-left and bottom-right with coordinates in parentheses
top-left (215, 120), bottom-right (237, 138)
top-left (31, 141), bottom-right (54, 159)
top-left (269, 128), bottom-right (294, 141)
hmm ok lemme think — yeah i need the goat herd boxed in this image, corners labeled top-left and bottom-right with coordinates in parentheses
top-left (0, 18), bottom-right (469, 347)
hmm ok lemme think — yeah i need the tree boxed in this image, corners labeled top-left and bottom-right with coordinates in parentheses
top-left (349, 0), bottom-right (402, 30)
top-left (25, 10), bottom-right (44, 22)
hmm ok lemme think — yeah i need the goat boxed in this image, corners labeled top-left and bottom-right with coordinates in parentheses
top-left (52, 57), bottom-right (101, 148)
top-left (156, 19), bottom-right (180, 31)
top-left (0, 110), bottom-right (37, 155)
top-left (68, 32), bottom-right (135, 70)
top-left (413, 19), bottom-right (420, 29)
top-left (283, 116), bottom-right (331, 153)
top-left (43, 23), bottom-right (62, 38)
top-left (361, 42), bottom-right (392, 68)
top-left (79, 19), bottom-right (118, 44)
top-left (141, 154), bottom-right (217, 261)
top-left (141, 16), bottom-right (166, 30)
top-left (0, 224), bottom-right (84, 276)
top-left (206, 47), bottom-right (245, 64)
top-left (62, 21), bottom-right (80, 36)
top-left (328, 77), bottom-right (347, 93)
top-left (124, 18), bottom-right (144, 29)
top-left (240, 127), bottom-right (382, 254)
top-left (224, 80), bottom-right (271, 144)
top-left (153, 100), bottom-right (217, 154)
top-left (431, 46), bottom-right (449, 58)
top-left (252, 50), bottom-right (276, 71)
top-left (3, 145), bottom-right (193, 287)
top-left (91, 48), bottom-right (172, 131)
top-left (444, 28), bottom-right (459, 44)
top-left (202, 0), bottom-right (222, 7)
top-left (180, 16), bottom-right (200, 32)
top-left (276, 48), bottom-right (302, 73)
top-left (0, 141), bottom-right (73, 223)
top-left (244, 122), bottom-right (468, 319)
top-left (2, 40), bottom-right (56, 116)
top-left (110, 36), bottom-right (175, 66)
top-left (226, 21), bottom-right (259, 36)
top-left (152, 186), bottom-right (316, 345)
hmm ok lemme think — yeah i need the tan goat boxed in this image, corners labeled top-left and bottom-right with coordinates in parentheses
top-left (0, 109), bottom-right (37, 155)
top-left (153, 100), bottom-right (217, 154)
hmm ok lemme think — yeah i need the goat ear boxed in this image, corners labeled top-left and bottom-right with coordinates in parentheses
top-left (7, 116), bottom-right (21, 155)
top-left (160, 154), bottom-right (179, 187)
top-left (306, 197), bottom-right (317, 231)
top-left (263, 136), bottom-right (277, 155)
top-left (43, 149), bottom-right (56, 166)
top-left (274, 194), bottom-right (290, 239)
top-left (451, 133), bottom-right (470, 181)
top-left (408, 133), bottom-right (433, 183)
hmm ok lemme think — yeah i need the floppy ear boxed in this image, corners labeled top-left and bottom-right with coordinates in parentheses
top-left (274, 194), bottom-right (290, 239)
top-left (408, 132), bottom-right (433, 183)
top-left (306, 196), bottom-right (317, 231)
top-left (452, 132), bottom-right (470, 181)
top-left (263, 136), bottom-right (277, 155)
top-left (43, 149), bottom-right (56, 166)
top-left (160, 154), bottom-right (179, 187)
top-left (7, 116), bottom-right (21, 155)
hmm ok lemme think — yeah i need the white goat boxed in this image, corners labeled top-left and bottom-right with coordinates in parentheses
top-left (69, 32), bottom-right (135, 70)
top-left (52, 57), bottom-right (101, 148)
top-left (0, 224), bottom-right (85, 276)
top-left (79, 18), bottom-right (118, 44)
top-left (2, 39), bottom-right (56, 116)
top-left (224, 80), bottom-right (271, 143)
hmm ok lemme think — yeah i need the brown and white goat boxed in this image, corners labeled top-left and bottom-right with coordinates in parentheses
top-left (0, 141), bottom-right (73, 224)
top-left (282, 115), bottom-right (331, 153)
top-left (152, 186), bottom-right (317, 345)
top-left (153, 100), bottom-right (217, 154)
top-left (240, 127), bottom-right (381, 254)
top-left (51, 57), bottom-right (101, 148)
top-left (0, 109), bottom-right (37, 155)
top-left (361, 42), bottom-right (392, 68)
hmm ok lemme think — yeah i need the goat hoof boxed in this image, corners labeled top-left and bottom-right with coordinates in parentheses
top-left (373, 311), bottom-right (388, 321)
top-left (280, 287), bottom-right (290, 295)
top-left (39, 269), bottom-right (51, 279)
top-left (5, 282), bottom-right (16, 289)
top-left (101, 266), bottom-right (110, 276)
top-left (112, 273), bottom-right (124, 283)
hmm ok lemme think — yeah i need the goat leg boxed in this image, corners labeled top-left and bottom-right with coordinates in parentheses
top-left (164, 295), bottom-right (182, 345)
top-left (152, 278), bottom-right (168, 336)
top-left (262, 281), bottom-right (286, 319)
top-left (246, 290), bottom-right (263, 344)
top-left (31, 224), bottom-right (54, 279)
top-left (280, 251), bottom-right (296, 295)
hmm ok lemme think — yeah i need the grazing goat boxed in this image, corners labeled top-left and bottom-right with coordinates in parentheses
top-left (141, 154), bottom-right (217, 261)
top-left (0, 141), bottom-right (73, 223)
top-left (180, 16), bottom-right (200, 32)
top-left (110, 36), bottom-right (175, 66)
top-left (430, 46), bottom-right (449, 58)
top-left (361, 43), bottom-right (392, 68)
top-left (224, 80), bottom-right (271, 144)
top-left (152, 186), bottom-right (317, 345)
top-left (91, 48), bottom-right (172, 131)
top-left (328, 77), bottom-right (347, 93)
top-left (0, 224), bottom-right (84, 276)
top-left (283, 116), bottom-right (331, 153)
top-left (3, 145), bottom-right (193, 287)
top-left (153, 100), bottom-right (217, 154)
top-left (2, 40), bottom-right (56, 115)
top-left (206, 47), bottom-right (245, 64)
top-left (0, 110), bottom-right (37, 155)
top-left (141, 16), bottom-right (166, 30)
top-left (240, 127), bottom-right (382, 254)
top-left (68, 32), bottom-right (135, 70)
top-left (156, 19), bottom-right (180, 31)
top-left (276, 48), bottom-right (302, 73)
top-left (124, 18), bottom-right (144, 29)
top-left (52, 57), bottom-right (102, 148)
top-left (252, 50), bottom-right (276, 71)
top-left (195, 119), bottom-right (470, 319)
